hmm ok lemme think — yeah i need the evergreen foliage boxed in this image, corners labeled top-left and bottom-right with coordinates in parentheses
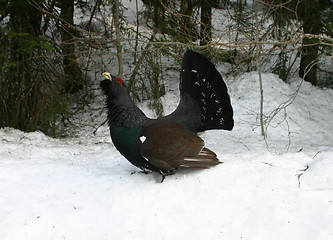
top-left (0, 0), bottom-right (332, 136)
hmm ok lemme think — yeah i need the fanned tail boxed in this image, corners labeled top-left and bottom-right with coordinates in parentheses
top-left (168, 50), bottom-right (234, 132)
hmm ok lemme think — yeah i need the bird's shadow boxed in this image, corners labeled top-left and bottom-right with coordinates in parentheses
top-left (130, 167), bottom-right (217, 183)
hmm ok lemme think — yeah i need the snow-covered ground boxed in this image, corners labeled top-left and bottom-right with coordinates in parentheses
top-left (1, 1), bottom-right (333, 239)
top-left (1, 71), bottom-right (332, 240)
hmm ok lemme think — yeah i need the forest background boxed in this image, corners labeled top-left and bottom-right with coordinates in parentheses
top-left (0, 0), bottom-right (332, 137)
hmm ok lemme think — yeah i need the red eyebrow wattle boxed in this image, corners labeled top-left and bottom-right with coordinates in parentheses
top-left (115, 77), bottom-right (123, 86)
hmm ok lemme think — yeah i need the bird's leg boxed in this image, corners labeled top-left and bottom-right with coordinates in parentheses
top-left (159, 171), bottom-right (166, 183)
top-left (159, 169), bottom-right (176, 183)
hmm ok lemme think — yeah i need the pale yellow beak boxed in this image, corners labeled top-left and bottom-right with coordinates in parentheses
top-left (102, 72), bottom-right (112, 80)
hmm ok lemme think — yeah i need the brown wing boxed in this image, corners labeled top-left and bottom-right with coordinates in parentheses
top-left (140, 121), bottom-right (221, 171)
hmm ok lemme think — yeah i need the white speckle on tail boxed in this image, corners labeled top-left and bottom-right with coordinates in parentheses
top-left (191, 69), bottom-right (198, 73)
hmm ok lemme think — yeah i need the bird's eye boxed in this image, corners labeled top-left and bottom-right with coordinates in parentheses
top-left (115, 77), bottom-right (123, 86)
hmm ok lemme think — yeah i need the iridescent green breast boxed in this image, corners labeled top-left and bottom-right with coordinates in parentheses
top-left (109, 125), bottom-right (142, 153)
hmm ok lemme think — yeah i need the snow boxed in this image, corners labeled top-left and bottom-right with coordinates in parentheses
top-left (1, 71), bottom-right (333, 240)
top-left (1, 1), bottom-right (333, 238)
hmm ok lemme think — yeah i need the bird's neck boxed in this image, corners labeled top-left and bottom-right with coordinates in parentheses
top-left (106, 95), bottom-right (148, 128)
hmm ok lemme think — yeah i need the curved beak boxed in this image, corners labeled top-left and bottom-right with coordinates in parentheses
top-left (102, 72), bottom-right (112, 81)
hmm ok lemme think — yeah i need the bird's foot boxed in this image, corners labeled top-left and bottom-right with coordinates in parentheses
top-left (131, 168), bottom-right (150, 175)
top-left (159, 169), bottom-right (176, 183)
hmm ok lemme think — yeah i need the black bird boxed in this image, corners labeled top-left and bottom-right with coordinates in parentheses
top-left (100, 50), bottom-right (233, 180)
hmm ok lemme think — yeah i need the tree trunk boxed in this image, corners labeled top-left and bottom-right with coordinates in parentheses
top-left (254, 0), bottom-right (265, 137)
top-left (4, 0), bottom-right (43, 130)
top-left (112, 0), bottom-right (123, 77)
top-left (180, 0), bottom-right (195, 42)
top-left (60, 0), bottom-right (83, 93)
top-left (200, 0), bottom-right (212, 46)
top-left (299, 0), bottom-right (321, 86)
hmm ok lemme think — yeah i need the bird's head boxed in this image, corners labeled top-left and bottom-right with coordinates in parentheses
top-left (100, 71), bottom-right (128, 102)
top-left (102, 72), bottom-right (123, 86)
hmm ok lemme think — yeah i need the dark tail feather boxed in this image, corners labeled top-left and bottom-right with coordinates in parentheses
top-left (178, 50), bottom-right (234, 132)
